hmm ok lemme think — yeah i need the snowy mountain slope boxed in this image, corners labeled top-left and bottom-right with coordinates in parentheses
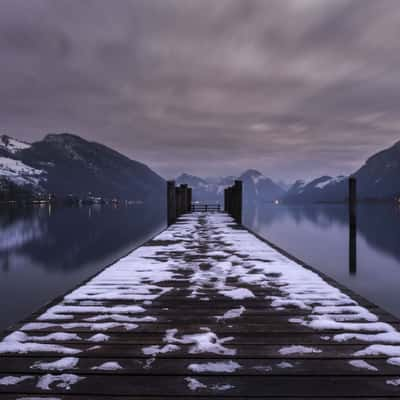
top-left (284, 176), bottom-right (346, 202)
top-left (0, 157), bottom-right (45, 187)
top-left (0, 133), bottom-right (165, 201)
top-left (0, 135), bottom-right (31, 154)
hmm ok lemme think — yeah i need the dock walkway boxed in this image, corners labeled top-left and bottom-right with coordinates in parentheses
top-left (1, 212), bottom-right (400, 398)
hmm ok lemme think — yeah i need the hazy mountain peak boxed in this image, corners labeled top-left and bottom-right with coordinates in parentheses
top-left (241, 169), bottom-right (263, 178)
top-left (176, 173), bottom-right (208, 185)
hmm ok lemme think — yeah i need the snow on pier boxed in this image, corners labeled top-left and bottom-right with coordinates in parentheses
top-left (1, 212), bottom-right (400, 398)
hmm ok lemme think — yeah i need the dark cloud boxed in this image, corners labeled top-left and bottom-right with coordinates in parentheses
top-left (1, 0), bottom-right (400, 181)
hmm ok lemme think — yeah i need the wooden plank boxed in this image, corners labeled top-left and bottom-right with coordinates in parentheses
top-left (0, 343), bottom-right (395, 359)
top-left (1, 357), bottom-right (399, 376)
top-left (2, 374), bottom-right (400, 397)
top-left (9, 322), bottom-right (400, 334)
top-left (0, 332), bottom-right (389, 345)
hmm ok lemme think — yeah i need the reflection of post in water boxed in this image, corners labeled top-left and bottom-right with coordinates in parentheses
top-left (348, 177), bottom-right (357, 275)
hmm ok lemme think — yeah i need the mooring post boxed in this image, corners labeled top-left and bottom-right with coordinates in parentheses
top-left (224, 188), bottom-right (228, 212)
top-left (227, 187), bottom-right (232, 215)
top-left (167, 180), bottom-right (176, 226)
top-left (234, 180), bottom-right (243, 225)
top-left (180, 184), bottom-right (188, 215)
top-left (349, 177), bottom-right (357, 275)
top-left (224, 181), bottom-right (242, 224)
top-left (188, 187), bottom-right (192, 212)
top-left (176, 185), bottom-right (183, 217)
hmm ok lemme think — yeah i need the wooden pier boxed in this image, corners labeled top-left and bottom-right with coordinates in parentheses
top-left (2, 182), bottom-right (400, 398)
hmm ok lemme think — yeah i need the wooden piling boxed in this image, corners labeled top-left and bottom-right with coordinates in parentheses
top-left (348, 177), bottom-right (357, 275)
top-left (224, 188), bottom-right (228, 212)
top-left (187, 187), bottom-right (192, 212)
top-left (235, 179), bottom-right (243, 225)
top-left (167, 180), bottom-right (176, 226)
top-left (224, 180), bottom-right (243, 224)
top-left (176, 185), bottom-right (184, 217)
top-left (167, 182), bottom-right (192, 225)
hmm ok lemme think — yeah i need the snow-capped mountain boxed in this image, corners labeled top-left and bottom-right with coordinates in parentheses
top-left (176, 170), bottom-right (285, 203)
top-left (0, 133), bottom-right (164, 201)
top-left (176, 173), bottom-right (234, 202)
top-left (240, 169), bottom-right (285, 203)
top-left (284, 176), bottom-right (346, 202)
top-left (284, 139), bottom-right (400, 202)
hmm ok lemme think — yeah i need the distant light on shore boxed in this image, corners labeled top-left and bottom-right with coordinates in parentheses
top-left (274, 200), bottom-right (280, 205)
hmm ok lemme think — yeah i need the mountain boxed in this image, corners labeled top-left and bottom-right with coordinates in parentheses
top-left (276, 180), bottom-right (292, 191)
top-left (284, 140), bottom-right (400, 203)
top-left (176, 169), bottom-right (285, 203)
top-left (176, 173), bottom-right (231, 202)
top-left (353, 140), bottom-right (400, 199)
top-left (284, 176), bottom-right (346, 203)
top-left (240, 169), bottom-right (285, 203)
top-left (0, 133), bottom-right (164, 202)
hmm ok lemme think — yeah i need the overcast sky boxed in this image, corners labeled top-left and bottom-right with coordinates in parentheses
top-left (1, 0), bottom-right (400, 181)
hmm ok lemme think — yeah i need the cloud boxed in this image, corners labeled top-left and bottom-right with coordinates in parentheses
top-left (1, 0), bottom-right (400, 180)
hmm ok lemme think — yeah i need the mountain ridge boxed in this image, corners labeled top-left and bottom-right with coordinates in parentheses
top-left (176, 169), bottom-right (285, 203)
top-left (0, 133), bottom-right (165, 202)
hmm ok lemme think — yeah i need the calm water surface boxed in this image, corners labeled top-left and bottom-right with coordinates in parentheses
top-left (0, 204), bottom-right (165, 331)
top-left (244, 203), bottom-right (400, 318)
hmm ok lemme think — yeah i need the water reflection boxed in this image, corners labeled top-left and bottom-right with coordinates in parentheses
top-left (244, 203), bottom-right (400, 318)
top-left (0, 204), bottom-right (165, 331)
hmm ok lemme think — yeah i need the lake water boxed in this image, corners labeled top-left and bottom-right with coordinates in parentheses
top-left (1, 202), bottom-right (400, 332)
top-left (0, 204), bottom-right (165, 332)
top-left (244, 203), bottom-right (400, 319)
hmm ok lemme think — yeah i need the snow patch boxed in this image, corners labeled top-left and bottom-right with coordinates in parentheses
top-left (0, 375), bottom-right (33, 385)
top-left (31, 358), bottom-right (79, 371)
top-left (92, 362), bottom-right (123, 371)
top-left (387, 378), bottom-right (400, 386)
top-left (36, 374), bottom-right (85, 391)
top-left (165, 329), bottom-right (235, 355)
top-left (277, 361), bottom-right (294, 368)
top-left (219, 288), bottom-right (255, 299)
top-left (349, 359), bottom-right (378, 371)
top-left (185, 377), bottom-right (207, 391)
top-left (88, 333), bottom-right (110, 342)
top-left (188, 361), bottom-right (241, 373)
top-left (216, 306), bottom-right (245, 320)
top-left (279, 345), bottom-right (322, 355)
top-left (142, 344), bottom-right (180, 356)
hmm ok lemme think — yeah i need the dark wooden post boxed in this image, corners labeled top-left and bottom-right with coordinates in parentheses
top-left (180, 184), bottom-right (188, 214)
top-left (227, 187), bottom-right (232, 214)
top-left (167, 181), bottom-right (176, 226)
top-left (224, 188), bottom-right (228, 212)
top-left (223, 180), bottom-right (242, 224)
top-left (188, 187), bottom-right (192, 212)
top-left (348, 177), bottom-right (357, 275)
top-left (176, 186), bottom-right (182, 217)
top-left (234, 180), bottom-right (243, 225)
